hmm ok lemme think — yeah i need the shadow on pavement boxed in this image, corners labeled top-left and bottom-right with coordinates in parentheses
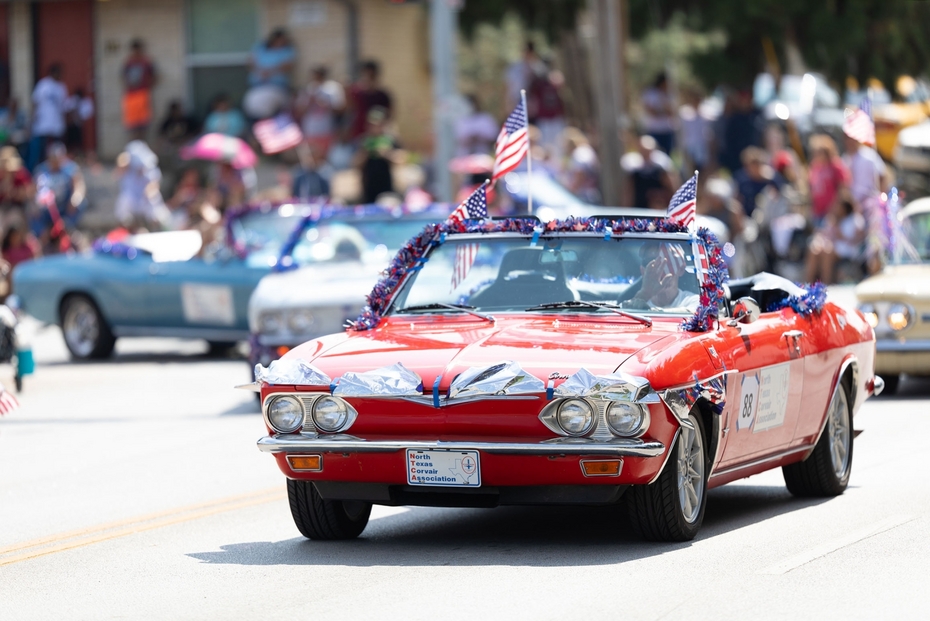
top-left (873, 374), bottom-right (930, 400)
top-left (187, 483), bottom-right (831, 567)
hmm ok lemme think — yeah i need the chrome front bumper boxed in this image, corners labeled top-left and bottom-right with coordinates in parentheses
top-left (875, 338), bottom-right (930, 353)
top-left (256, 434), bottom-right (666, 458)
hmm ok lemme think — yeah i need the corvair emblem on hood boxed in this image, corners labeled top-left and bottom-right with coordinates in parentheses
top-left (448, 360), bottom-right (546, 399)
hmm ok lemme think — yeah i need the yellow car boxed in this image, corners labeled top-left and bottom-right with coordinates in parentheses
top-left (854, 76), bottom-right (930, 161)
top-left (856, 197), bottom-right (930, 394)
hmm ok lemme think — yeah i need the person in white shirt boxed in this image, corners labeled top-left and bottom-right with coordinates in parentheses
top-left (843, 133), bottom-right (888, 206)
top-left (641, 73), bottom-right (676, 154)
top-left (28, 64), bottom-right (68, 171)
top-left (843, 132), bottom-right (889, 274)
top-left (295, 66), bottom-right (345, 159)
top-left (455, 95), bottom-right (498, 156)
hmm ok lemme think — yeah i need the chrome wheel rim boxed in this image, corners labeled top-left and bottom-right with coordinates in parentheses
top-left (676, 419), bottom-right (705, 524)
top-left (63, 299), bottom-right (99, 358)
top-left (827, 389), bottom-right (851, 478)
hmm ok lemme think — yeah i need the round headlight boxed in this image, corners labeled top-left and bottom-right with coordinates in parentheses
top-left (557, 398), bottom-right (595, 436)
top-left (287, 309), bottom-right (315, 334)
top-left (259, 311), bottom-right (283, 334)
top-left (312, 396), bottom-right (352, 432)
top-left (888, 303), bottom-right (910, 331)
top-left (267, 396), bottom-right (303, 433)
top-left (858, 303), bottom-right (879, 328)
top-left (607, 402), bottom-right (648, 437)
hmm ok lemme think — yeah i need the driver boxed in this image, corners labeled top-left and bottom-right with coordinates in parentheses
top-left (629, 242), bottom-right (699, 309)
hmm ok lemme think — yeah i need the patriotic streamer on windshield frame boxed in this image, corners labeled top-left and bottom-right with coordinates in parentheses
top-left (349, 217), bottom-right (694, 332)
top-left (680, 227), bottom-right (729, 332)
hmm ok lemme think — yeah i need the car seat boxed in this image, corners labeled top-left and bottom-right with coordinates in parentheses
top-left (470, 247), bottom-right (577, 309)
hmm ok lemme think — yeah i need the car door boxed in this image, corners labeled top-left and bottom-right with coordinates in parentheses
top-left (89, 253), bottom-right (158, 329)
top-left (144, 255), bottom-right (267, 339)
top-left (705, 308), bottom-right (809, 468)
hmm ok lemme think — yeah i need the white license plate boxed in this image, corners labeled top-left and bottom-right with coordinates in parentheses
top-left (406, 449), bottom-right (481, 487)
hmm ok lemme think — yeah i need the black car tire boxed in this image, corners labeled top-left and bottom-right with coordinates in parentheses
top-left (60, 294), bottom-right (116, 360)
top-left (206, 341), bottom-right (238, 358)
top-left (627, 412), bottom-right (708, 542)
top-left (783, 384), bottom-right (853, 497)
top-left (287, 479), bottom-right (372, 540)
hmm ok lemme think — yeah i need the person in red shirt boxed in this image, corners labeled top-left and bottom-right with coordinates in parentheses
top-left (808, 134), bottom-right (850, 226)
top-left (122, 39), bottom-right (156, 140)
top-left (346, 61), bottom-right (392, 144)
top-left (0, 146), bottom-right (34, 210)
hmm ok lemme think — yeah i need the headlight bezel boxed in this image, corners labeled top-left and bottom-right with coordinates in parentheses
top-left (258, 310), bottom-right (284, 335)
top-left (286, 309), bottom-right (315, 335)
top-left (266, 395), bottom-right (304, 434)
top-left (857, 303), bottom-right (879, 329)
top-left (887, 303), bottom-right (912, 332)
top-left (606, 401), bottom-right (650, 437)
top-left (311, 395), bottom-right (358, 433)
top-left (555, 398), bottom-right (596, 437)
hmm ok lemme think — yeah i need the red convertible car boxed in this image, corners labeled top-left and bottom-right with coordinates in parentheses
top-left (254, 216), bottom-right (880, 542)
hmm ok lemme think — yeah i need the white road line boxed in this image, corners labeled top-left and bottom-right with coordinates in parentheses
top-left (758, 514), bottom-right (915, 575)
top-left (369, 506), bottom-right (410, 521)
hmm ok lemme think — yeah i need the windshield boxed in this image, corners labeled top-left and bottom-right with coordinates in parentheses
top-left (898, 212), bottom-right (930, 263)
top-left (289, 218), bottom-right (442, 267)
top-left (389, 235), bottom-right (702, 315)
top-left (229, 207), bottom-right (307, 267)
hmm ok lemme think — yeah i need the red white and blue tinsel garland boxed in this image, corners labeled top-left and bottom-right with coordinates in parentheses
top-left (765, 281), bottom-right (827, 316)
top-left (349, 216), bottom-right (729, 332)
top-left (680, 227), bottom-right (729, 332)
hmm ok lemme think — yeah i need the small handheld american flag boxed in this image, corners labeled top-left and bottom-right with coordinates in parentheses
top-left (449, 183), bottom-right (488, 291)
top-left (843, 95), bottom-right (875, 147)
top-left (253, 114), bottom-right (304, 155)
top-left (0, 387), bottom-right (18, 415)
top-left (667, 172), bottom-right (698, 230)
top-left (492, 101), bottom-right (529, 183)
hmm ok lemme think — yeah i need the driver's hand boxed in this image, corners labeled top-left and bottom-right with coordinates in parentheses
top-left (639, 256), bottom-right (673, 301)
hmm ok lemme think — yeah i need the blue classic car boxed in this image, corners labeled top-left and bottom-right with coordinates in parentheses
top-left (13, 203), bottom-right (311, 359)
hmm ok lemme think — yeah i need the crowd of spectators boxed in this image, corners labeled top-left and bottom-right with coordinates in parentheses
top-left (0, 26), bottom-right (901, 293)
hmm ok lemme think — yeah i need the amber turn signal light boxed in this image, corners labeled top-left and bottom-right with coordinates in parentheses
top-left (581, 460), bottom-right (622, 477)
top-left (276, 346), bottom-right (291, 357)
top-left (287, 454), bottom-right (323, 472)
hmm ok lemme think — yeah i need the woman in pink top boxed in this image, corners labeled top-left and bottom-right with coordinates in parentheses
top-left (807, 134), bottom-right (850, 225)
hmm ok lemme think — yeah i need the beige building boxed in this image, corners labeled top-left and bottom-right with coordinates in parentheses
top-left (3, 0), bottom-right (433, 160)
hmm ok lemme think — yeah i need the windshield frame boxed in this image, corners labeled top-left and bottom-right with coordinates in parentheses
top-left (383, 230), bottom-right (701, 319)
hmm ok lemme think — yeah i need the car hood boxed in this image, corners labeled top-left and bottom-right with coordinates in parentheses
top-left (286, 316), bottom-right (680, 392)
top-left (856, 264), bottom-right (930, 302)
top-left (249, 261), bottom-right (382, 313)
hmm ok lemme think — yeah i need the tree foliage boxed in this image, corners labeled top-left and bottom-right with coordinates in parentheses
top-left (460, 0), bottom-right (930, 94)
top-left (459, 0), bottom-right (585, 41)
top-left (630, 0), bottom-right (930, 90)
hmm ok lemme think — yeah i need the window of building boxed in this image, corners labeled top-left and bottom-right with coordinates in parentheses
top-left (186, 0), bottom-right (257, 120)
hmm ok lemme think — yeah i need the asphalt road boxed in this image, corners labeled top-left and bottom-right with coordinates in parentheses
top-left (1, 320), bottom-right (928, 620)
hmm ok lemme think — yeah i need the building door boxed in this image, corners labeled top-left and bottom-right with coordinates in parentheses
top-left (187, 0), bottom-right (258, 121)
top-left (34, 0), bottom-right (96, 151)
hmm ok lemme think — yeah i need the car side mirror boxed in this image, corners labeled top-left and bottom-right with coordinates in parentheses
top-left (729, 297), bottom-right (761, 326)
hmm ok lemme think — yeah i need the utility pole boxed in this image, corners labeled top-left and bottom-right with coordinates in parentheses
top-left (430, 0), bottom-right (459, 202)
top-left (588, 0), bottom-right (626, 206)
